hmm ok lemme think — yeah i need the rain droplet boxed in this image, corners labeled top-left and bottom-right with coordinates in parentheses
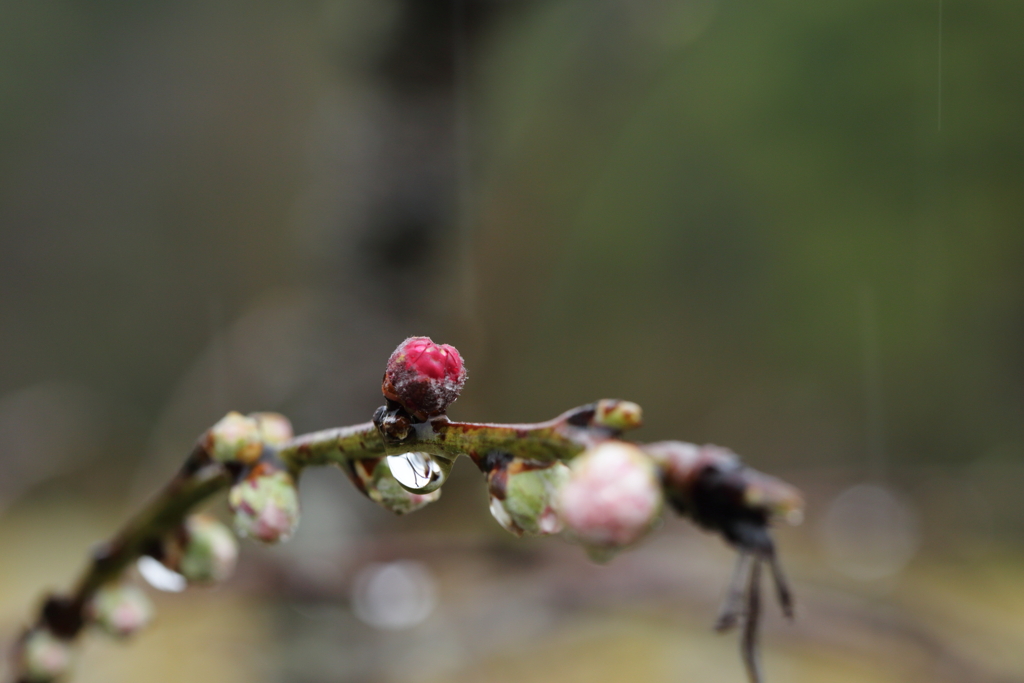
top-left (137, 556), bottom-right (187, 592)
top-left (387, 452), bottom-right (447, 493)
top-left (488, 495), bottom-right (516, 534)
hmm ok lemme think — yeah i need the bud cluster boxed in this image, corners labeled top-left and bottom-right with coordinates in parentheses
top-left (9, 335), bottom-right (803, 683)
top-left (482, 441), bottom-right (666, 561)
top-left (205, 411), bottom-right (293, 465)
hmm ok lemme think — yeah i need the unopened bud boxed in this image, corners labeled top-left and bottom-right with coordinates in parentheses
top-left (179, 515), bottom-right (239, 583)
top-left (87, 583), bottom-right (153, 638)
top-left (382, 336), bottom-right (467, 421)
top-left (559, 442), bottom-right (663, 559)
top-left (345, 458), bottom-right (441, 514)
top-left (644, 441), bottom-right (804, 526)
top-left (229, 465), bottom-right (300, 543)
top-left (593, 399), bottom-right (643, 432)
top-left (742, 473), bottom-right (804, 526)
top-left (207, 412), bottom-right (262, 464)
top-left (643, 440), bottom-right (708, 485)
top-left (252, 412), bottom-right (293, 447)
top-left (488, 461), bottom-right (569, 537)
top-left (16, 629), bottom-right (74, 682)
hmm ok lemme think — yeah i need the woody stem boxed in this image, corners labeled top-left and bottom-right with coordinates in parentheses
top-left (19, 401), bottom-right (622, 659)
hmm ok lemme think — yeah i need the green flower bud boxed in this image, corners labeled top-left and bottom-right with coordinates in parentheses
top-left (251, 412), bottom-right (293, 447)
top-left (206, 412), bottom-right (263, 464)
top-left (593, 399), bottom-right (643, 432)
top-left (345, 458), bottom-right (441, 515)
top-left (87, 583), bottom-right (153, 638)
top-left (488, 461), bottom-right (569, 537)
top-left (16, 629), bottom-right (74, 682)
top-left (229, 465), bottom-right (300, 543)
top-left (179, 515), bottom-right (239, 583)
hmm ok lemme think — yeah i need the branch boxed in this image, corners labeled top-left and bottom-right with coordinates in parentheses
top-left (8, 337), bottom-right (803, 683)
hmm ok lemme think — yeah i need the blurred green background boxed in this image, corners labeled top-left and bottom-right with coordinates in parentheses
top-left (1, 0), bottom-right (1023, 681)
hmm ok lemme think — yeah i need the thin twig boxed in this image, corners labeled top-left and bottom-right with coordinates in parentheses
top-left (16, 403), bottom-right (609, 658)
top-left (715, 552), bottom-right (753, 632)
top-left (741, 558), bottom-right (763, 683)
top-left (766, 549), bottom-right (794, 620)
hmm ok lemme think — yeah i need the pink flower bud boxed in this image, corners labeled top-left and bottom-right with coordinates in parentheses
top-left (229, 464), bottom-right (300, 544)
top-left (87, 583), bottom-right (153, 638)
top-left (382, 337), bottom-right (467, 421)
top-left (16, 629), bottom-right (74, 682)
top-left (558, 442), bottom-right (663, 558)
top-left (206, 412), bottom-right (263, 464)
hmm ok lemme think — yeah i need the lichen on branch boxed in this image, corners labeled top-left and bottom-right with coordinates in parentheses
top-left (9, 336), bottom-right (802, 683)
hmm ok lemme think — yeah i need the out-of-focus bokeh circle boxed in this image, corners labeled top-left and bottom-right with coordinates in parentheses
top-left (818, 483), bottom-right (920, 581)
top-left (350, 560), bottom-right (437, 631)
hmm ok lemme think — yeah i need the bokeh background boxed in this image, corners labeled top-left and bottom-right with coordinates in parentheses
top-left (2, 0), bottom-right (1023, 681)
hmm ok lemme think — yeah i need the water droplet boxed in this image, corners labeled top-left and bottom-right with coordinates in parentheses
top-left (137, 556), bottom-right (187, 592)
top-left (387, 452), bottom-right (448, 493)
top-left (488, 495), bottom-right (516, 534)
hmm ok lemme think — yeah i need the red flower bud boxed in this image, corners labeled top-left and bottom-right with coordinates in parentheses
top-left (382, 337), bottom-right (467, 421)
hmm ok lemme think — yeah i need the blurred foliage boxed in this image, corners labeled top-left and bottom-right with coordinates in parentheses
top-left (474, 0), bottom-right (1024, 473)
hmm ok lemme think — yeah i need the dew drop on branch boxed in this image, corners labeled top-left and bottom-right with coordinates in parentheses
top-left (137, 556), bottom-right (187, 592)
top-left (386, 452), bottom-right (444, 492)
